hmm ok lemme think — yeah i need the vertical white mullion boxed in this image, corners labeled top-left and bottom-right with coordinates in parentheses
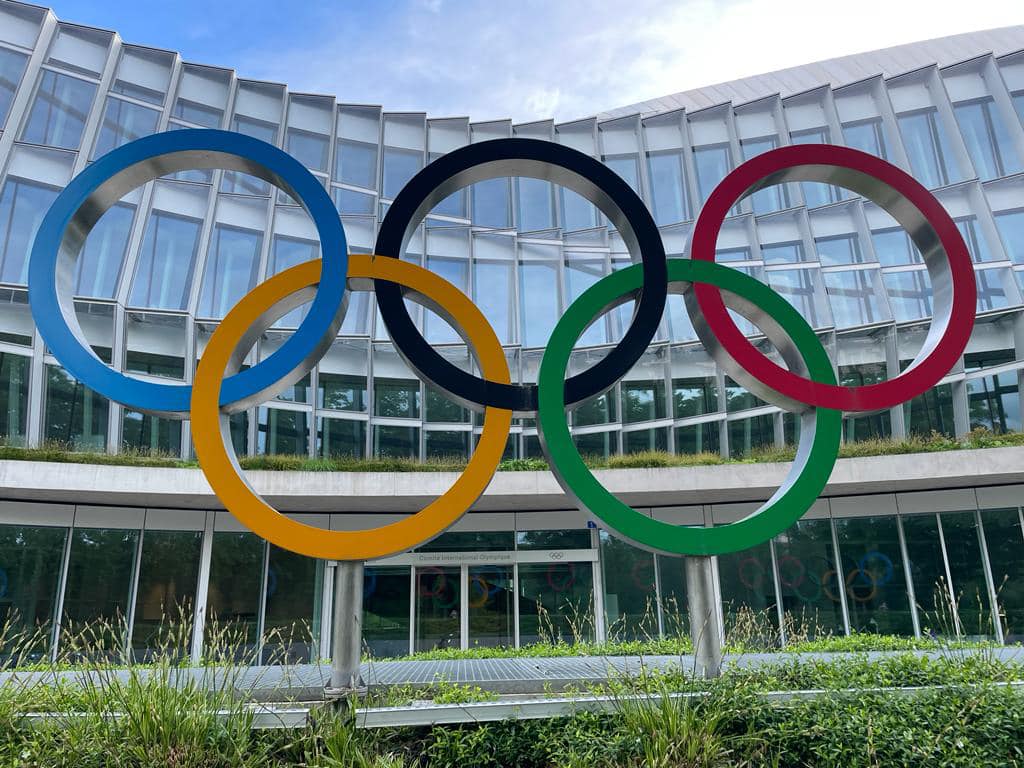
top-left (124, 520), bottom-right (145, 656)
top-left (828, 506), bottom-right (851, 636)
top-left (512, 561), bottom-right (521, 648)
top-left (49, 512), bottom-right (74, 662)
top-left (769, 537), bottom-right (787, 646)
top-left (653, 554), bottom-right (665, 640)
top-left (320, 561), bottom-right (335, 661)
top-left (591, 527), bottom-right (606, 643)
top-left (934, 512), bottom-right (963, 636)
top-left (895, 505), bottom-right (922, 639)
top-left (256, 539), bottom-right (270, 656)
top-left (408, 565), bottom-right (416, 654)
top-left (68, 35), bottom-right (120, 177)
top-left (190, 511), bottom-right (215, 663)
top-left (973, 499), bottom-right (1005, 643)
top-left (0, 12), bottom-right (57, 170)
top-left (459, 564), bottom-right (469, 650)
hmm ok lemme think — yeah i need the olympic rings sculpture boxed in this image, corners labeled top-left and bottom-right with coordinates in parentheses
top-left (27, 129), bottom-right (976, 561)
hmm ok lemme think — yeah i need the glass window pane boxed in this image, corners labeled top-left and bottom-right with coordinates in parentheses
top-left (518, 562), bottom-right (595, 645)
top-left (0, 47), bottom-right (28, 128)
top-left (319, 371), bottom-right (367, 412)
top-left (383, 147), bottom-right (422, 199)
top-left (332, 186), bottom-right (375, 215)
top-left (171, 98), bottom-right (222, 128)
top-left (766, 268), bottom-right (827, 328)
top-left (834, 516), bottom-right (914, 635)
top-left (424, 429), bottom-right (469, 459)
top-left (871, 228), bottom-right (920, 267)
top-left (725, 376), bottom-right (765, 412)
top-left (761, 242), bottom-right (804, 265)
top-left (75, 203), bottom-right (134, 298)
top-left (0, 352), bottom-right (29, 446)
top-left (220, 115), bottom-right (277, 195)
top-left (197, 225), bottom-right (262, 319)
top-left (206, 532), bottom-right (263, 658)
top-left (718, 541), bottom-right (778, 646)
top-left (741, 137), bottom-right (787, 214)
top-left (841, 364), bottom-right (891, 441)
top-left (0, 178), bottom-right (58, 285)
top-left (657, 555), bottom-right (688, 638)
top-left (815, 234), bottom-right (863, 266)
top-left (373, 424), bottom-right (419, 459)
top-left (674, 422), bottom-right (720, 455)
top-left (374, 377), bottom-right (420, 418)
top-left (424, 257), bottom-right (467, 344)
top-left (728, 414), bottom-right (774, 458)
top-left (573, 430), bottom-right (616, 459)
top-left (842, 119), bottom-right (888, 160)
top-left (882, 269), bottom-right (932, 322)
top-left (790, 128), bottom-right (843, 206)
top-left (774, 518), bottom-right (844, 637)
top-left (516, 528), bottom-right (590, 551)
top-left (519, 262), bottom-right (559, 347)
top-left (955, 217), bottom-right (996, 263)
top-left (600, 533), bottom-right (658, 641)
top-left (901, 514), bottom-right (951, 635)
top-left (61, 528), bottom-right (139, 646)
top-left (966, 368), bottom-right (1020, 434)
top-left (1014, 92), bottom-right (1024, 125)
top-left (93, 97), bottom-right (159, 157)
top-left (468, 565), bottom-right (514, 648)
top-left (646, 150), bottom-right (687, 225)
top-left (624, 426), bottom-right (668, 453)
top-left (336, 139), bottom-right (377, 189)
top-left (474, 261), bottom-right (513, 344)
top-left (941, 511), bottom-right (994, 639)
top-left (130, 530), bottom-right (201, 657)
top-left (693, 145), bottom-right (731, 204)
top-left (21, 69), bottom-right (97, 150)
top-left (44, 364), bottom-right (108, 451)
top-left (560, 188), bottom-right (596, 231)
top-left (954, 98), bottom-right (1021, 180)
top-left (979, 508), bottom-right (1024, 642)
top-left (995, 210), bottom-right (1024, 265)
top-left (415, 566), bottom-right (460, 651)
top-left (471, 178), bottom-right (510, 228)
top-left (903, 382), bottom-right (954, 437)
top-left (257, 407), bottom-right (309, 455)
top-left (517, 177), bottom-right (553, 231)
top-left (129, 212), bottom-right (201, 311)
top-left (621, 378), bottom-right (666, 423)
top-left (975, 266), bottom-right (1013, 312)
top-left (268, 235), bottom-right (318, 328)
top-left (898, 109), bottom-right (955, 188)
top-left (363, 566), bottom-right (410, 657)
top-left (121, 410), bottom-right (181, 454)
top-left (316, 416), bottom-right (365, 459)
top-left (286, 127), bottom-right (329, 172)
top-left (0, 523), bottom-right (65, 658)
top-left (823, 269), bottom-right (888, 327)
top-left (262, 545), bottom-right (322, 663)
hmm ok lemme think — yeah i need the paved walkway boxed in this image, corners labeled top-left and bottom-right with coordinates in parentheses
top-left (2, 647), bottom-right (1020, 699)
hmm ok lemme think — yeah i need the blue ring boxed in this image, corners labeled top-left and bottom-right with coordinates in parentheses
top-left (857, 551), bottom-right (894, 586)
top-left (28, 129), bottom-right (348, 414)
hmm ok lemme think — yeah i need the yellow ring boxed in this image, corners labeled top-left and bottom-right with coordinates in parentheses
top-left (191, 255), bottom-right (512, 561)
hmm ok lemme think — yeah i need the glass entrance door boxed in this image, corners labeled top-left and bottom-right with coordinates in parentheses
top-left (415, 566), bottom-right (460, 651)
top-left (468, 565), bottom-right (513, 647)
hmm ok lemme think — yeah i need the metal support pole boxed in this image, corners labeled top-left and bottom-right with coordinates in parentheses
top-left (685, 556), bottom-right (723, 679)
top-left (326, 560), bottom-right (365, 697)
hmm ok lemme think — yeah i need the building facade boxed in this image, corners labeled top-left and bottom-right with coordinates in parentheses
top-left (0, 1), bottom-right (1023, 660)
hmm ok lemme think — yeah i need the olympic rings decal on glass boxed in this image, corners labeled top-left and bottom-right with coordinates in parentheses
top-left (27, 131), bottom-right (976, 561)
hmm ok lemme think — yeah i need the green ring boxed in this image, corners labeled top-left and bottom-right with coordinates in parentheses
top-left (537, 258), bottom-right (841, 556)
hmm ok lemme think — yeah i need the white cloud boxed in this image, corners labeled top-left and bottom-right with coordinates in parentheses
top-left (233, 0), bottom-right (1024, 123)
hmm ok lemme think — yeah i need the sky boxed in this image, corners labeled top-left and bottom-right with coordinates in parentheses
top-left (45, 0), bottom-right (1024, 123)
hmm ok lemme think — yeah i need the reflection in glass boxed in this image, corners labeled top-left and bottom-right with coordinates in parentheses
top-left (674, 422), bottom-right (720, 455)
top-left (171, 98), bottom-right (222, 128)
top-left (373, 425), bottom-right (419, 459)
top-left (0, 47), bottom-right (27, 128)
top-left (220, 114), bottom-right (277, 195)
top-left (955, 216), bottom-right (995, 262)
top-left (374, 377), bottom-right (420, 418)
top-left (965, 350), bottom-right (1020, 433)
top-left (286, 127), bottom-right (329, 172)
top-left (131, 530), bottom-right (201, 657)
top-left (774, 518), bottom-right (844, 636)
top-left (416, 566), bottom-right (460, 651)
top-left (871, 228), bottom-right (920, 267)
top-left (624, 427), bottom-right (668, 453)
top-left (903, 381), bottom-right (954, 437)
top-left (61, 528), bottom-right (139, 647)
top-left (979, 509), bottom-right (1024, 642)
top-left (656, 555), bottom-right (688, 638)
top-left (121, 410), bottom-right (182, 454)
top-left (519, 261), bottom-right (559, 348)
top-left (842, 118), bottom-right (888, 159)
top-left (198, 225), bottom-right (262, 319)
top-left (363, 566), bottom-right (410, 657)
top-left (75, 204), bottom-right (134, 298)
top-left (518, 562), bottom-right (594, 645)
top-left (834, 516), bottom-right (913, 635)
top-left (0, 524), bottom-right (65, 657)
top-left (975, 267), bottom-right (1011, 312)
top-left (0, 353), bottom-right (28, 446)
top-left (693, 144), bottom-right (731, 204)
top-left (317, 416), bottom-right (365, 459)
top-left (474, 261), bottom-right (514, 344)
top-left (257, 407), bottom-right (309, 455)
top-left (815, 234), bottom-right (863, 266)
top-left (383, 146), bottom-right (422, 199)
top-left (268, 235), bottom-right (318, 328)
top-left (471, 178), bottom-right (510, 228)
top-left (93, 97), bottom-right (159, 157)
top-left (790, 128), bottom-right (842, 206)
top-left (953, 97), bottom-right (1021, 180)
top-left (601, 533), bottom-right (658, 641)
top-left (718, 542), bottom-right (778, 646)
top-left (263, 545), bottom-right (322, 663)
top-left (761, 242), bottom-right (804, 265)
top-left (840, 364), bottom-right (891, 440)
top-left (767, 268), bottom-right (826, 328)
top-left (940, 511), bottom-right (994, 638)
top-left (21, 69), bottom-right (96, 149)
top-left (621, 378), bottom-right (666, 423)
top-left (0, 178), bottom-right (58, 284)
top-left (882, 270), bottom-right (932, 322)
top-left (824, 269), bottom-right (887, 327)
top-left (646, 150), bottom-right (687, 224)
top-left (206, 532), bottom-right (264, 657)
top-left (468, 565), bottom-right (513, 648)
top-left (741, 137), bottom-right (787, 213)
top-left (900, 513), bottom-right (952, 633)
top-left (898, 108), bottom-right (956, 188)
top-left (517, 177), bottom-right (554, 231)
top-left (728, 414), bottom-right (774, 458)
top-left (44, 364), bottom-right (108, 451)
top-left (129, 212), bottom-right (201, 310)
top-left (336, 139), bottom-right (377, 189)
top-left (995, 210), bottom-right (1024, 265)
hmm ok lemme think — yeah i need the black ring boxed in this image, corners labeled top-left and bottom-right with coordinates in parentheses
top-left (373, 138), bottom-right (668, 412)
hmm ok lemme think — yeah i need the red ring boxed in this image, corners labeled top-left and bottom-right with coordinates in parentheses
top-left (690, 144), bottom-right (975, 412)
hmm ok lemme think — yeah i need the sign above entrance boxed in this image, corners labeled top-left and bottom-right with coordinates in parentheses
top-left (28, 130), bottom-right (976, 560)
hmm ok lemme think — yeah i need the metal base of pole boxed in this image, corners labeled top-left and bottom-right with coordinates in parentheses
top-left (325, 560), bottom-right (366, 699)
top-left (685, 556), bottom-right (723, 678)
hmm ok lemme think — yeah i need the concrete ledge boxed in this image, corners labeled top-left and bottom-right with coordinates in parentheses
top-left (0, 445), bottom-right (1021, 512)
